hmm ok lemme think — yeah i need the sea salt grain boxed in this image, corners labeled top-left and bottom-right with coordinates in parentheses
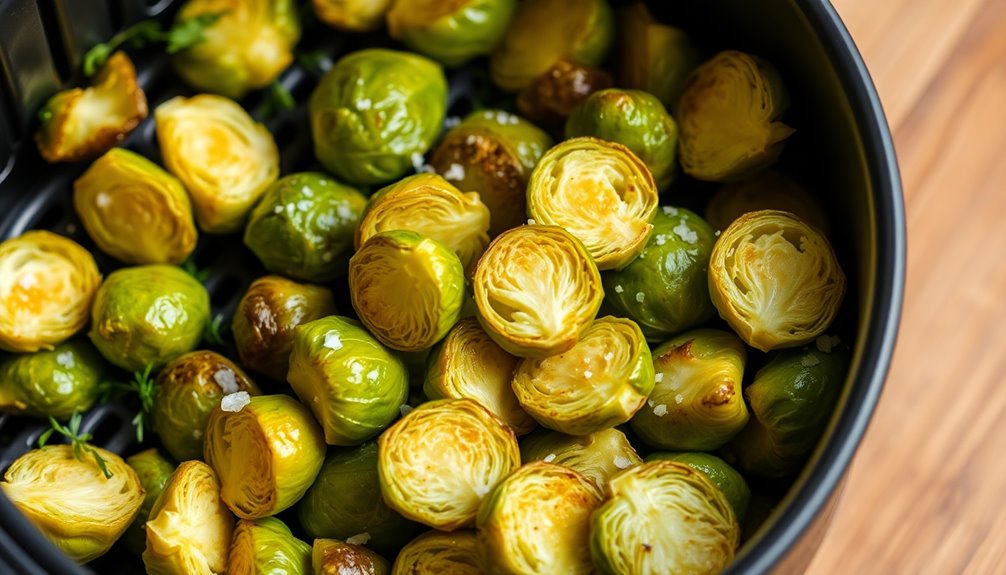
top-left (673, 219), bottom-right (698, 243)
top-left (654, 373), bottom-right (664, 383)
top-left (801, 355), bottom-right (821, 367)
top-left (662, 206), bottom-right (679, 217)
top-left (213, 369), bottom-right (239, 394)
top-left (346, 533), bottom-right (371, 545)
top-left (653, 404), bottom-right (668, 417)
top-left (543, 453), bottom-right (557, 463)
top-left (614, 455), bottom-right (633, 469)
top-left (635, 292), bottom-right (645, 303)
top-left (220, 391), bottom-right (251, 413)
top-left (614, 285), bottom-right (624, 294)
top-left (443, 163), bottom-right (466, 181)
top-left (674, 394), bottom-right (684, 404)
top-left (323, 332), bottom-right (343, 351)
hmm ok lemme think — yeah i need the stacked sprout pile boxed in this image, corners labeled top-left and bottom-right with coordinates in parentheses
top-left (0, 0), bottom-right (851, 573)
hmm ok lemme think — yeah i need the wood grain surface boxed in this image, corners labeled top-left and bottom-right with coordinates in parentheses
top-left (807, 1), bottom-right (1006, 573)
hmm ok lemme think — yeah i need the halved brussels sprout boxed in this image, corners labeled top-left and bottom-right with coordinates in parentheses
top-left (590, 461), bottom-right (739, 575)
top-left (617, 2), bottom-right (700, 108)
top-left (473, 225), bottom-right (603, 358)
top-left (313, 0), bottom-right (392, 31)
top-left (0, 340), bottom-right (104, 418)
top-left (310, 49), bottom-right (447, 185)
top-left (708, 210), bottom-right (846, 351)
top-left (388, 0), bottom-right (515, 67)
top-left (35, 51), bottom-right (147, 163)
top-left (516, 59), bottom-right (613, 132)
top-left (143, 460), bottom-right (234, 575)
top-left (73, 147), bottom-right (197, 264)
top-left (205, 394), bottom-right (326, 519)
top-left (392, 531), bottom-right (482, 574)
top-left (171, 0), bottom-right (301, 99)
top-left (519, 427), bottom-right (641, 488)
top-left (601, 206), bottom-right (716, 341)
top-left (244, 172), bottom-right (368, 282)
top-left (156, 94), bottom-right (279, 233)
top-left (229, 517), bottom-right (312, 575)
top-left (1, 445), bottom-right (144, 563)
top-left (512, 316), bottom-right (654, 435)
top-left (630, 329), bottom-right (748, 451)
top-left (0, 231), bottom-right (100, 353)
top-left (313, 539), bottom-right (389, 575)
top-left (647, 452), bottom-right (750, 524)
top-left (705, 171), bottom-right (831, 235)
top-left (287, 316), bottom-right (409, 445)
top-left (232, 276), bottom-right (337, 381)
top-left (88, 264), bottom-right (210, 371)
top-left (477, 462), bottom-right (601, 574)
top-left (677, 51), bottom-right (795, 182)
top-left (527, 137), bottom-right (658, 270)
top-left (123, 449), bottom-right (175, 555)
top-left (377, 398), bottom-right (520, 530)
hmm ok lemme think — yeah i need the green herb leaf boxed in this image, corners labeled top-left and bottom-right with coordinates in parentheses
top-left (39, 412), bottom-right (113, 479)
top-left (258, 80), bottom-right (296, 119)
top-left (181, 259), bottom-right (210, 283)
top-left (82, 20), bottom-right (164, 77)
top-left (204, 314), bottom-right (228, 347)
top-left (165, 12), bottom-right (225, 54)
top-left (97, 365), bottom-right (156, 444)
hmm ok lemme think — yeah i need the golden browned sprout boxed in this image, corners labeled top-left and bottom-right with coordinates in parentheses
top-left (706, 171), bottom-right (830, 234)
top-left (313, 0), bottom-right (393, 31)
top-left (516, 59), bottom-right (614, 132)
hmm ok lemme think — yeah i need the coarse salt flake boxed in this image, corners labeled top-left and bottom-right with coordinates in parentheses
top-left (674, 394), bottom-right (684, 404)
top-left (213, 369), bottom-right (239, 394)
top-left (654, 373), bottom-right (664, 383)
top-left (673, 219), bottom-right (698, 243)
top-left (346, 533), bottom-right (371, 545)
top-left (635, 292), bottom-right (645, 303)
top-left (614, 285), bottom-right (624, 293)
top-left (443, 163), bottom-right (466, 181)
top-left (323, 332), bottom-right (343, 351)
top-left (220, 391), bottom-right (251, 413)
top-left (543, 453), bottom-right (557, 463)
top-left (614, 455), bottom-right (633, 469)
top-left (662, 206), bottom-right (679, 216)
top-left (653, 404), bottom-right (668, 417)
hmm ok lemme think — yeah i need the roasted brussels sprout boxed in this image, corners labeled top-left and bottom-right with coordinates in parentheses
top-left (590, 461), bottom-right (739, 575)
top-left (630, 329), bottom-right (748, 451)
top-left (0, 231), bottom-right (100, 353)
top-left (244, 172), bottom-right (368, 282)
top-left (123, 449), bottom-right (175, 555)
top-left (205, 394), bottom-right (326, 519)
top-left (232, 276), bottom-right (337, 381)
top-left (287, 316), bottom-right (409, 445)
top-left (601, 206), bottom-right (716, 341)
top-left (705, 171), bottom-right (831, 235)
top-left (473, 225), bottom-right (603, 358)
top-left (313, 539), bottom-right (389, 575)
top-left (617, 2), bottom-right (700, 108)
top-left (516, 59), bottom-right (613, 132)
top-left (519, 427), bottom-right (641, 488)
top-left (229, 517), bottom-right (312, 575)
top-left (677, 51), bottom-right (795, 182)
top-left (73, 147), bottom-right (197, 264)
top-left (392, 531), bottom-right (482, 574)
top-left (35, 51), bottom-right (147, 163)
top-left (527, 137), bottom-right (658, 270)
top-left (377, 399), bottom-right (520, 530)
top-left (310, 49), bottom-right (447, 185)
top-left (647, 452), bottom-right (750, 524)
top-left (1, 445), bottom-right (144, 563)
top-left (708, 210), bottom-right (846, 351)
top-left (388, 0), bottom-right (515, 67)
top-left (156, 94), bottom-right (280, 233)
top-left (313, 0), bottom-right (392, 31)
top-left (0, 340), bottom-right (104, 418)
top-left (512, 316), bottom-right (653, 435)
top-left (88, 265), bottom-right (210, 371)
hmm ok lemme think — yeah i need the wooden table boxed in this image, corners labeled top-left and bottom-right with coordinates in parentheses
top-left (808, 1), bottom-right (1006, 573)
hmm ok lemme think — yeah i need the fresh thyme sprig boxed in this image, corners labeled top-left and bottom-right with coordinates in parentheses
top-left (98, 364), bottom-right (156, 443)
top-left (38, 412), bottom-right (113, 479)
top-left (82, 12), bottom-right (225, 77)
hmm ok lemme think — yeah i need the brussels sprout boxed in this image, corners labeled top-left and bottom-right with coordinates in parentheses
top-left (123, 449), bottom-right (175, 555)
top-left (35, 51), bottom-right (147, 163)
top-left (245, 173), bottom-right (368, 282)
top-left (287, 316), bottom-right (409, 445)
top-left (88, 265), bottom-right (210, 371)
top-left (617, 2), bottom-right (700, 108)
top-left (310, 49), bottom-right (447, 185)
top-left (490, 0), bottom-right (613, 92)
top-left (1, 445), bottom-right (144, 563)
top-left (0, 231), bottom-right (100, 353)
top-left (519, 427), bottom-right (641, 488)
top-left (313, 539), bottom-right (389, 575)
top-left (313, 0), bottom-right (392, 31)
top-left (152, 351), bottom-right (261, 461)
top-left (527, 137), bottom-right (659, 270)
top-left (647, 452), bottom-right (750, 524)
top-left (516, 59), bottom-right (613, 132)
top-left (229, 517), bottom-right (312, 575)
top-left (677, 51), bottom-right (795, 182)
top-left (388, 0), bottom-right (515, 67)
top-left (565, 88), bottom-right (678, 191)
top-left (205, 394), bottom-right (326, 519)
top-left (392, 531), bottom-right (482, 574)
top-left (630, 329), bottom-right (748, 451)
top-left (708, 210), bottom-right (846, 351)
top-left (601, 206), bottom-right (716, 341)
top-left (73, 147), bottom-right (197, 264)
top-left (512, 316), bottom-right (653, 435)
top-left (429, 110), bottom-right (553, 237)
top-left (143, 460), bottom-right (235, 575)
top-left (590, 461), bottom-right (739, 575)
top-left (156, 94), bottom-right (279, 234)
top-left (377, 399), bottom-right (520, 530)
top-left (171, 0), bottom-right (301, 99)
top-left (705, 171), bottom-right (831, 235)
top-left (0, 340), bottom-right (104, 418)
top-left (473, 225), bottom-right (603, 358)
top-left (232, 276), bottom-right (337, 381)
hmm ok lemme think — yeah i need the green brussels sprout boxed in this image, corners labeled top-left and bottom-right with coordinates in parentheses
top-left (516, 59), bottom-right (613, 132)
top-left (73, 148), bottom-right (197, 265)
top-left (392, 531), bottom-right (482, 574)
top-left (35, 51), bottom-right (147, 163)
top-left (565, 88), bottom-right (678, 191)
top-left (477, 462), bottom-right (601, 575)
top-left (309, 49), bottom-right (448, 185)
top-left (229, 517), bottom-right (312, 575)
top-left (708, 210), bottom-right (846, 351)
top-left (152, 351), bottom-right (262, 461)
top-left (601, 206), bottom-right (716, 341)
top-left (0, 340), bottom-right (104, 418)
top-left (171, 0), bottom-right (301, 99)
top-left (491, 0), bottom-right (613, 92)
top-left (377, 399), bottom-right (520, 530)
top-left (630, 329), bottom-right (749, 451)
top-left (313, 539), bottom-right (389, 575)
top-left (617, 2), bottom-right (701, 109)
top-left (313, 0), bottom-right (392, 31)
top-left (519, 427), bottom-right (641, 488)
top-left (0, 231), bottom-right (100, 353)
top-left (528, 137), bottom-right (658, 270)
top-left (287, 316), bottom-right (409, 445)
top-left (512, 316), bottom-right (654, 435)
top-left (677, 51), bottom-right (795, 182)
top-left (590, 461), bottom-right (739, 575)
top-left (429, 110), bottom-right (553, 237)
top-left (245, 172), bottom-right (368, 283)
top-left (204, 394), bottom-right (326, 519)
top-left (473, 225), bottom-right (603, 358)
top-left (705, 170), bottom-right (831, 235)
top-left (646, 452), bottom-right (750, 524)
top-left (156, 94), bottom-right (280, 234)
top-left (88, 265), bottom-right (210, 371)
top-left (232, 276), bottom-right (337, 381)
top-left (123, 449), bottom-right (175, 555)
top-left (388, 0), bottom-right (515, 67)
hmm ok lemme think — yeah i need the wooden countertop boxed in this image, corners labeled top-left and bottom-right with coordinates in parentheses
top-left (808, 1), bottom-right (1006, 573)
